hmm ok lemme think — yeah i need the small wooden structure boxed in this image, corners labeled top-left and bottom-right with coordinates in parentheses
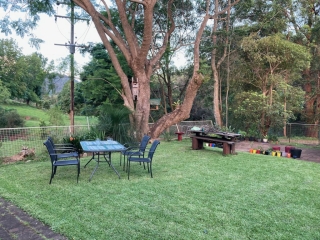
top-left (150, 98), bottom-right (161, 110)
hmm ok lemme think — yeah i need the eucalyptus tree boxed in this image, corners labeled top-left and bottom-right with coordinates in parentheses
top-left (72, 0), bottom-right (202, 138)
top-left (235, 34), bottom-right (310, 136)
top-left (209, 0), bottom-right (240, 127)
top-left (153, 0), bottom-right (195, 113)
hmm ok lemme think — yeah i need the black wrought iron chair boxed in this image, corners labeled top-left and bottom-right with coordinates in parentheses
top-left (43, 139), bottom-right (80, 184)
top-left (127, 140), bottom-right (160, 179)
top-left (120, 135), bottom-right (151, 171)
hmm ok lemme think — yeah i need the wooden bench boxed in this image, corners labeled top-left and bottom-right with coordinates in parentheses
top-left (190, 136), bottom-right (235, 155)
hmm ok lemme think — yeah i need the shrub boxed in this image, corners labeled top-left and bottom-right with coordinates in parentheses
top-left (0, 107), bottom-right (24, 128)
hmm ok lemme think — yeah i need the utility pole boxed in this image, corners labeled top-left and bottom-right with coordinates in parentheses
top-left (54, 0), bottom-right (88, 134)
top-left (70, 0), bottom-right (75, 133)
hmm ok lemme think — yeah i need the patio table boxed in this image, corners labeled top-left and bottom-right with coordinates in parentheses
top-left (80, 140), bottom-right (126, 181)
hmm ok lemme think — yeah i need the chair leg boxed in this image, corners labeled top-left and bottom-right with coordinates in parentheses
top-left (127, 161), bottom-right (130, 180)
top-left (150, 163), bottom-right (153, 178)
top-left (123, 155), bottom-right (126, 171)
top-left (50, 166), bottom-right (54, 184)
top-left (77, 163), bottom-right (80, 183)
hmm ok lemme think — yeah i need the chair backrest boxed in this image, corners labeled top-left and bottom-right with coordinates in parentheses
top-left (47, 136), bottom-right (55, 147)
top-left (139, 135), bottom-right (151, 152)
top-left (43, 139), bottom-right (57, 163)
top-left (147, 140), bottom-right (160, 160)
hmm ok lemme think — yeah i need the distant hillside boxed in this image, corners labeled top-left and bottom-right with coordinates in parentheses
top-left (43, 75), bottom-right (80, 95)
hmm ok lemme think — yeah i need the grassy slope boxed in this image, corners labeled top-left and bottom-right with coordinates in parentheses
top-left (0, 140), bottom-right (319, 239)
top-left (0, 103), bottom-right (96, 127)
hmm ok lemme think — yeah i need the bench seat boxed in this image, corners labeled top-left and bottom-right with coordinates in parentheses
top-left (190, 136), bottom-right (235, 155)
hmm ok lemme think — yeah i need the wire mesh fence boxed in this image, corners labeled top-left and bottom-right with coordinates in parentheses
top-left (285, 123), bottom-right (320, 145)
top-left (0, 120), bottom-right (214, 158)
top-left (0, 125), bottom-right (91, 158)
top-left (2, 121), bottom-right (316, 159)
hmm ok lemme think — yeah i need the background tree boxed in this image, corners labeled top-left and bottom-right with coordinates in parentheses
top-left (21, 53), bottom-right (48, 105)
top-left (0, 38), bottom-right (25, 99)
top-left (57, 80), bottom-right (85, 115)
top-left (286, 0), bottom-right (320, 135)
top-left (0, 81), bottom-right (10, 102)
top-left (234, 34), bottom-right (310, 136)
top-left (80, 43), bottom-right (128, 115)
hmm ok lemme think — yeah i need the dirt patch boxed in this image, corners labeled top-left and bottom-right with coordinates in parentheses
top-left (2, 147), bottom-right (35, 164)
top-left (236, 141), bottom-right (320, 164)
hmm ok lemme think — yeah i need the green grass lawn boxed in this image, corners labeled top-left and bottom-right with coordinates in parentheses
top-left (0, 140), bottom-right (319, 239)
top-left (0, 103), bottom-right (97, 127)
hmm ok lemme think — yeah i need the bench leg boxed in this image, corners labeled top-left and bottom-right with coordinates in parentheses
top-left (191, 138), bottom-right (204, 150)
top-left (198, 139), bottom-right (204, 149)
top-left (231, 144), bottom-right (235, 154)
top-left (191, 137), bottom-right (198, 149)
top-left (223, 142), bottom-right (231, 155)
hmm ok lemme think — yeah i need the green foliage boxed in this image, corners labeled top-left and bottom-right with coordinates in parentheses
top-left (96, 104), bottom-right (132, 141)
top-left (268, 134), bottom-right (278, 142)
top-left (57, 81), bottom-right (85, 114)
top-left (47, 107), bottom-right (65, 126)
top-left (42, 100), bottom-right (51, 110)
top-left (79, 43), bottom-right (128, 114)
top-left (160, 131), bottom-right (174, 142)
top-left (62, 135), bottom-right (84, 154)
top-left (0, 106), bottom-right (24, 128)
top-left (0, 39), bottom-right (51, 105)
top-left (241, 34), bottom-right (311, 78)
top-left (0, 1), bottom-right (54, 48)
top-left (238, 130), bottom-right (247, 137)
top-left (0, 81), bottom-right (10, 102)
top-left (20, 53), bottom-right (48, 104)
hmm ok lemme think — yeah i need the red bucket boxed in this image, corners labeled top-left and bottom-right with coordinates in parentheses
top-left (285, 146), bottom-right (295, 153)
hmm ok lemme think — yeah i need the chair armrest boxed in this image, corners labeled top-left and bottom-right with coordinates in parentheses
top-left (55, 143), bottom-right (74, 146)
top-left (54, 147), bottom-right (78, 153)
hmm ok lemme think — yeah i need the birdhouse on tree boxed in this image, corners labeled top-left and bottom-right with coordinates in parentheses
top-left (131, 77), bottom-right (139, 101)
top-left (150, 98), bottom-right (161, 110)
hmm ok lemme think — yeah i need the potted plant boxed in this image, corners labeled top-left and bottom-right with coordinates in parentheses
top-left (257, 146), bottom-right (264, 154)
top-left (238, 130), bottom-right (246, 141)
top-left (172, 100), bottom-right (181, 110)
top-left (265, 148), bottom-right (272, 155)
top-left (249, 141), bottom-right (254, 153)
top-left (248, 128), bottom-right (256, 142)
top-left (263, 134), bottom-right (268, 143)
